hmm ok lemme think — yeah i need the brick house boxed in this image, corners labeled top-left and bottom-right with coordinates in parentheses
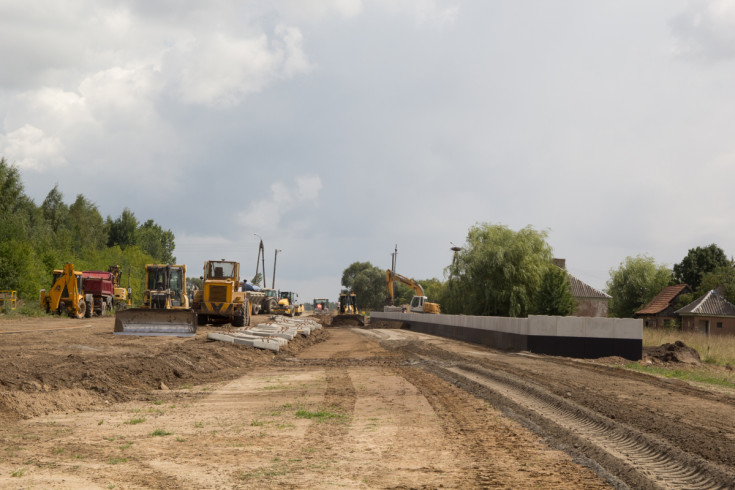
top-left (675, 290), bottom-right (735, 336)
top-left (634, 284), bottom-right (692, 328)
top-left (553, 259), bottom-right (610, 317)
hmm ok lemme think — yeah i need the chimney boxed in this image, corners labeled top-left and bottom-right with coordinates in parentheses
top-left (553, 258), bottom-right (566, 270)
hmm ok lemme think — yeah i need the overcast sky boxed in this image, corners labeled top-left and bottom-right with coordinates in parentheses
top-left (3, 0), bottom-right (735, 303)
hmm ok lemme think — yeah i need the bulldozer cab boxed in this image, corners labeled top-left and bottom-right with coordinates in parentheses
top-left (145, 265), bottom-right (186, 307)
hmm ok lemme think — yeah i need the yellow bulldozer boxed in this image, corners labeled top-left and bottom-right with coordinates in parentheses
top-left (386, 269), bottom-right (440, 314)
top-left (332, 290), bottom-right (365, 326)
top-left (114, 264), bottom-right (196, 337)
top-left (192, 259), bottom-right (251, 327)
top-left (40, 263), bottom-right (92, 318)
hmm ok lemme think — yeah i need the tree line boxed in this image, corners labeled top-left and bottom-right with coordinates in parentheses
top-left (0, 157), bottom-right (176, 306)
top-left (341, 223), bottom-right (734, 320)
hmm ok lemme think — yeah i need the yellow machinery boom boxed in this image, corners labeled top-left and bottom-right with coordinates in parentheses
top-left (386, 269), bottom-right (440, 314)
top-left (114, 264), bottom-right (196, 337)
top-left (40, 263), bottom-right (90, 318)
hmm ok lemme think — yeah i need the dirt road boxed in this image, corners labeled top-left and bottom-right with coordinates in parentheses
top-left (0, 315), bottom-right (733, 488)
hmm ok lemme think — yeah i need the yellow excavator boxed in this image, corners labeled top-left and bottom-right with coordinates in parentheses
top-left (40, 263), bottom-right (91, 318)
top-left (114, 264), bottom-right (196, 337)
top-left (386, 269), bottom-right (441, 314)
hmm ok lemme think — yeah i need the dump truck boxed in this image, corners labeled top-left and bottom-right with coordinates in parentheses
top-left (81, 270), bottom-right (115, 317)
top-left (386, 269), bottom-right (440, 314)
top-left (40, 263), bottom-right (92, 318)
top-left (114, 264), bottom-right (196, 337)
top-left (192, 259), bottom-right (251, 327)
top-left (273, 291), bottom-right (303, 317)
top-left (332, 290), bottom-right (365, 325)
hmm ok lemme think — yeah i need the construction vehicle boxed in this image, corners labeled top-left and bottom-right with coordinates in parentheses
top-left (114, 264), bottom-right (196, 337)
top-left (108, 265), bottom-right (131, 309)
top-left (332, 290), bottom-right (365, 326)
top-left (0, 290), bottom-right (17, 311)
top-left (313, 298), bottom-right (329, 314)
top-left (40, 263), bottom-right (92, 318)
top-left (192, 259), bottom-right (251, 327)
top-left (81, 270), bottom-right (115, 317)
top-left (273, 291), bottom-right (303, 317)
top-left (386, 269), bottom-right (441, 314)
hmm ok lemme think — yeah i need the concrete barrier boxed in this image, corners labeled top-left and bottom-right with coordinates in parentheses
top-left (370, 312), bottom-right (642, 360)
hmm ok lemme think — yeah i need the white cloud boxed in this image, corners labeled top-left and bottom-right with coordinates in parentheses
top-left (238, 176), bottom-right (323, 231)
top-left (671, 0), bottom-right (735, 61)
top-left (0, 124), bottom-right (66, 171)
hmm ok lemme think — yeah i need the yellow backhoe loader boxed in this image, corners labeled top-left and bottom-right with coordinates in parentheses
top-left (114, 264), bottom-right (196, 337)
top-left (332, 290), bottom-right (365, 326)
top-left (386, 270), bottom-right (440, 314)
top-left (40, 263), bottom-right (91, 318)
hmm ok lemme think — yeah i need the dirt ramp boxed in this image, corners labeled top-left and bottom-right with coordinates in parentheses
top-left (643, 341), bottom-right (701, 364)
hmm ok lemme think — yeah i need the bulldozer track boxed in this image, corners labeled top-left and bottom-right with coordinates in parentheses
top-left (427, 361), bottom-right (734, 489)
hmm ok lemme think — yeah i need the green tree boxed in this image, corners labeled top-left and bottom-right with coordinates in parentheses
top-left (534, 266), bottom-right (576, 316)
top-left (251, 272), bottom-right (263, 287)
top-left (673, 244), bottom-right (730, 291)
top-left (697, 265), bottom-right (735, 304)
top-left (341, 262), bottom-right (386, 310)
top-left (107, 208), bottom-right (138, 249)
top-left (444, 223), bottom-right (553, 317)
top-left (606, 255), bottom-right (672, 318)
top-left (136, 219), bottom-right (176, 263)
top-left (68, 194), bottom-right (107, 253)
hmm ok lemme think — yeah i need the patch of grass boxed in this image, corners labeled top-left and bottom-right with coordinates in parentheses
top-left (251, 420), bottom-right (264, 427)
top-left (53, 448), bottom-right (64, 455)
top-left (176, 436), bottom-right (186, 443)
top-left (149, 429), bottom-right (172, 437)
top-left (643, 327), bottom-right (735, 366)
top-left (11, 468), bottom-right (24, 477)
top-left (152, 400), bottom-right (164, 405)
top-left (193, 421), bottom-right (204, 428)
top-left (124, 417), bottom-right (146, 425)
top-left (236, 465), bottom-right (290, 481)
top-left (107, 457), bottom-right (127, 465)
top-left (295, 409), bottom-right (344, 422)
top-left (181, 384), bottom-right (193, 389)
top-left (97, 420), bottom-right (104, 425)
top-left (625, 363), bottom-right (735, 389)
top-left (119, 442), bottom-right (133, 450)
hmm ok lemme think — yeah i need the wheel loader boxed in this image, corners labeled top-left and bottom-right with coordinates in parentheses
top-left (40, 263), bottom-right (92, 319)
top-left (272, 291), bottom-right (303, 317)
top-left (114, 264), bottom-right (196, 337)
top-left (191, 259), bottom-right (251, 327)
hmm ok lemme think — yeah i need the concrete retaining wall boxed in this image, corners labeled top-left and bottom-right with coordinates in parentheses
top-left (370, 312), bottom-right (642, 360)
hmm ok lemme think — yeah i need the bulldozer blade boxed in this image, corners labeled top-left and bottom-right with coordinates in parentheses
top-left (114, 309), bottom-right (197, 337)
top-left (331, 314), bottom-right (365, 327)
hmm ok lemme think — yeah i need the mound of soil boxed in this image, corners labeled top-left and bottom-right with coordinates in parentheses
top-left (643, 340), bottom-right (701, 365)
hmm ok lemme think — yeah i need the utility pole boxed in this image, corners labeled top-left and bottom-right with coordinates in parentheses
top-left (253, 234), bottom-right (266, 288)
top-left (391, 244), bottom-right (398, 274)
top-left (272, 249), bottom-right (282, 290)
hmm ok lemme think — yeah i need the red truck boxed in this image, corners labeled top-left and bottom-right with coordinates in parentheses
top-left (82, 271), bottom-right (115, 317)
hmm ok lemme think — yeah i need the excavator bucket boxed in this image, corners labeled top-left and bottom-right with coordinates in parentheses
top-left (114, 308), bottom-right (197, 337)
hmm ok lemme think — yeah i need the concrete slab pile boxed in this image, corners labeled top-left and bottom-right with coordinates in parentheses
top-left (206, 316), bottom-right (322, 352)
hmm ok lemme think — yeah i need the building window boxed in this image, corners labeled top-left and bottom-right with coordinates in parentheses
top-left (717, 322), bottom-right (723, 329)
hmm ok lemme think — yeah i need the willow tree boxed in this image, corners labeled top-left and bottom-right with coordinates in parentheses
top-left (445, 223), bottom-right (553, 317)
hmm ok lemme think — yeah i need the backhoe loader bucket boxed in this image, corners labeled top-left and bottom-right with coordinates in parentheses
top-left (114, 309), bottom-right (197, 337)
top-left (331, 314), bottom-right (365, 327)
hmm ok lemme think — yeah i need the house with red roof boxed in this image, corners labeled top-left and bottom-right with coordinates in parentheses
top-left (675, 289), bottom-right (735, 336)
top-left (634, 284), bottom-right (692, 328)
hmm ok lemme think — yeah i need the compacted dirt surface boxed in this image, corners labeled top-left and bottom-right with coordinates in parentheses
top-left (0, 314), bottom-right (734, 489)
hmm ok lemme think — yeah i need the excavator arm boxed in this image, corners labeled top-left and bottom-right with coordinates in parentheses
top-left (386, 269), bottom-right (425, 305)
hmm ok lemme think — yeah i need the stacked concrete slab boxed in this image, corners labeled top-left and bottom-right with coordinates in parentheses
top-left (206, 316), bottom-right (322, 352)
top-left (370, 312), bottom-right (642, 360)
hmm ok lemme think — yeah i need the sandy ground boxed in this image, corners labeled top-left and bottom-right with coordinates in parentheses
top-left (0, 314), bottom-right (733, 488)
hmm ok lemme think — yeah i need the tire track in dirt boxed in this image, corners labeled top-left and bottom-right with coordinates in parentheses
top-left (303, 350), bottom-right (357, 448)
top-left (433, 362), bottom-right (735, 489)
top-left (396, 365), bottom-right (609, 489)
